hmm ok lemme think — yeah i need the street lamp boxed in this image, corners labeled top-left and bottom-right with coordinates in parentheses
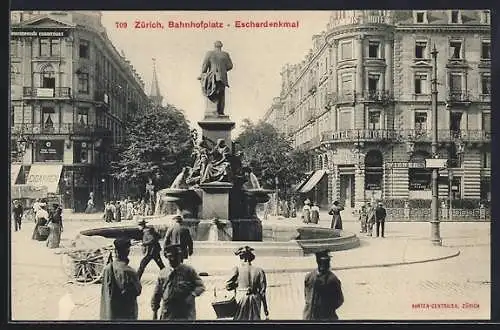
top-left (275, 176), bottom-right (279, 216)
top-left (430, 44), bottom-right (442, 246)
top-left (448, 169), bottom-right (454, 222)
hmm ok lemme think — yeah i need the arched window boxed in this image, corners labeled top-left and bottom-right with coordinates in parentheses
top-left (40, 64), bottom-right (55, 89)
top-left (365, 150), bottom-right (383, 190)
top-left (409, 150), bottom-right (431, 190)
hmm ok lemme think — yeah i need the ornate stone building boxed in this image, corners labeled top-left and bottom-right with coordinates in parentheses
top-left (267, 10), bottom-right (491, 214)
top-left (10, 11), bottom-right (152, 211)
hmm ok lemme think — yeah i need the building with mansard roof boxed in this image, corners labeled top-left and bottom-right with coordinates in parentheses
top-left (265, 10), bottom-right (490, 218)
top-left (10, 11), bottom-right (153, 211)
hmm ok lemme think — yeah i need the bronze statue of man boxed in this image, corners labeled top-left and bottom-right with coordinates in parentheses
top-left (199, 40), bottom-right (233, 116)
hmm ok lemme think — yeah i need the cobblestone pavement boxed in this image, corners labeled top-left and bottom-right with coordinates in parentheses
top-left (11, 221), bottom-right (490, 321)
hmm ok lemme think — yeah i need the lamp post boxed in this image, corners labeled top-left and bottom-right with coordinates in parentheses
top-left (430, 44), bottom-right (442, 246)
top-left (275, 176), bottom-right (279, 216)
top-left (448, 169), bottom-right (454, 222)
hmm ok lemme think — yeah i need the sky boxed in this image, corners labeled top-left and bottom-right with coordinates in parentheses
top-left (99, 11), bottom-right (332, 134)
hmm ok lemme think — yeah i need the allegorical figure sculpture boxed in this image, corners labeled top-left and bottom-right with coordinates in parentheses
top-left (199, 40), bottom-right (233, 116)
top-left (201, 139), bottom-right (231, 184)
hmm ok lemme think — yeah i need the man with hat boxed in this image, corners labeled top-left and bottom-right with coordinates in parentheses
top-left (375, 201), bottom-right (387, 238)
top-left (151, 244), bottom-right (205, 320)
top-left (164, 215), bottom-right (194, 261)
top-left (303, 250), bottom-right (344, 320)
top-left (100, 237), bottom-right (142, 320)
top-left (136, 219), bottom-right (165, 280)
top-left (12, 200), bottom-right (24, 232)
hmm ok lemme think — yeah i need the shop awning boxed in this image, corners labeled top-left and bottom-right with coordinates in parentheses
top-left (299, 170), bottom-right (327, 193)
top-left (26, 164), bottom-right (63, 194)
top-left (11, 184), bottom-right (48, 200)
top-left (11, 164), bottom-right (21, 186)
top-left (290, 172), bottom-right (314, 193)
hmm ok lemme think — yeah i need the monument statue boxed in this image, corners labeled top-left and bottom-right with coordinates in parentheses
top-left (200, 138), bottom-right (231, 184)
top-left (170, 167), bottom-right (191, 189)
top-left (199, 40), bottom-right (233, 116)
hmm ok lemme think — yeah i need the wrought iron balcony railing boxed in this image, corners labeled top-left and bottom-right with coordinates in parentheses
top-left (447, 90), bottom-right (470, 103)
top-left (11, 123), bottom-right (112, 136)
top-left (364, 89), bottom-right (393, 103)
top-left (321, 129), bottom-right (399, 143)
top-left (23, 87), bottom-right (71, 98)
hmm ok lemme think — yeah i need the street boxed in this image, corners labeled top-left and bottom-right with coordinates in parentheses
top-left (11, 218), bottom-right (490, 321)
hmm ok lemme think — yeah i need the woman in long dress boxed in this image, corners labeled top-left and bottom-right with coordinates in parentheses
top-left (225, 246), bottom-right (269, 320)
top-left (310, 202), bottom-right (320, 224)
top-left (328, 201), bottom-right (344, 230)
top-left (302, 199), bottom-right (311, 224)
top-left (32, 204), bottom-right (49, 241)
top-left (47, 204), bottom-right (63, 248)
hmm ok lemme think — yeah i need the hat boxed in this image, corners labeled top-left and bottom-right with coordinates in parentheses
top-left (333, 200), bottom-right (339, 206)
top-left (234, 245), bottom-right (255, 261)
top-left (137, 219), bottom-right (148, 226)
top-left (173, 215), bottom-right (183, 222)
top-left (304, 199), bottom-right (311, 205)
top-left (315, 250), bottom-right (331, 261)
top-left (164, 244), bottom-right (182, 256)
top-left (113, 237), bottom-right (131, 250)
top-left (378, 202), bottom-right (383, 206)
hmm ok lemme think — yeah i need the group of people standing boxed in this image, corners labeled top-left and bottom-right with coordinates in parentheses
top-left (100, 214), bottom-right (344, 321)
top-left (301, 199), bottom-right (321, 224)
top-left (358, 201), bottom-right (387, 237)
top-left (29, 199), bottom-right (64, 248)
top-left (103, 198), bottom-right (149, 223)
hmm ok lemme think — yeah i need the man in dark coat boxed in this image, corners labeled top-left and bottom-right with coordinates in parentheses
top-left (12, 200), bottom-right (23, 231)
top-left (136, 219), bottom-right (165, 280)
top-left (164, 215), bottom-right (194, 261)
top-left (100, 237), bottom-right (142, 320)
top-left (303, 250), bottom-right (344, 320)
top-left (200, 40), bottom-right (233, 115)
top-left (151, 244), bottom-right (205, 320)
top-left (328, 201), bottom-right (344, 230)
top-left (375, 201), bottom-right (387, 238)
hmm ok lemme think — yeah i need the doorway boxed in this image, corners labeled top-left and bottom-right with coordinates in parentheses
top-left (339, 174), bottom-right (355, 208)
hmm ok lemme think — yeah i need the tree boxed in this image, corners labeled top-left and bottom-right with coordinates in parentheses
top-left (235, 119), bottom-right (310, 197)
top-left (110, 104), bottom-right (194, 197)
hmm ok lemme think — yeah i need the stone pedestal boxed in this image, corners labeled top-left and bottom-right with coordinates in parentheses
top-left (195, 219), bottom-right (233, 241)
top-left (198, 115), bottom-right (235, 152)
top-left (199, 182), bottom-right (233, 220)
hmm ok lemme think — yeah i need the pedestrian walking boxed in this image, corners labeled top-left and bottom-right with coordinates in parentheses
top-left (328, 201), bottom-right (344, 230)
top-left (85, 197), bottom-right (95, 214)
top-left (290, 198), bottom-right (297, 218)
top-left (126, 198), bottom-right (134, 220)
top-left (136, 219), bottom-right (165, 280)
top-left (375, 201), bottom-right (387, 238)
top-left (100, 237), bottom-right (142, 320)
top-left (359, 204), bottom-right (368, 233)
top-left (225, 246), bottom-right (269, 320)
top-left (310, 202), bottom-right (320, 224)
top-left (12, 200), bottom-right (23, 231)
top-left (47, 204), bottom-right (63, 249)
top-left (150, 244), bottom-right (205, 320)
top-left (32, 203), bottom-right (49, 241)
top-left (164, 215), bottom-right (194, 261)
top-left (366, 202), bottom-right (376, 236)
top-left (302, 199), bottom-right (311, 223)
top-left (303, 250), bottom-right (344, 320)
top-left (103, 201), bottom-right (114, 222)
top-left (114, 201), bottom-right (122, 222)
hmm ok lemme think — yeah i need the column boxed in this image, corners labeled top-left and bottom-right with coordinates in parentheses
top-left (331, 41), bottom-right (338, 94)
top-left (356, 35), bottom-right (364, 94)
top-left (384, 37), bottom-right (393, 92)
top-left (354, 164), bottom-right (365, 210)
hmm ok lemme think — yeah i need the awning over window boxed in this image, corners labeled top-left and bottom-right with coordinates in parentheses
top-left (290, 171), bottom-right (314, 193)
top-left (26, 164), bottom-right (63, 194)
top-left (11, 165), bottom-right (21, 186)
top-left (299, 170), bottom-right (327, 193)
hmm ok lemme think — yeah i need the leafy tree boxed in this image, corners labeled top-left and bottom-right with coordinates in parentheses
top-left (110, 104), bottom-right (194, 197)
top-left (235, 119), bottom-right (310, 197)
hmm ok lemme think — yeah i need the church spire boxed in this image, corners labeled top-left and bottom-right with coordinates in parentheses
top-left (149, 58), bottom-right (163, 107)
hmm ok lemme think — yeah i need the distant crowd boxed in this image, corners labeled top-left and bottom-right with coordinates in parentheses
top-left (102, 198), bottom-right (155, 222)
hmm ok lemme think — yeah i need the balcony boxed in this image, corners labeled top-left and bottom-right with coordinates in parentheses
top-left (404, 129), bottom-right (490, 143)
top-left (23, 87), bottom-right (71, 99)
top-left (94, 91), bottom-right (110, 108)
top-left (446, 90), bottom-right (471, 106)
top-left (321, 129), bottom-right (399, 143)
top-left (364, 90), bottom-right (393, 103)
top-left (10, 123), bottom-right (112, 137)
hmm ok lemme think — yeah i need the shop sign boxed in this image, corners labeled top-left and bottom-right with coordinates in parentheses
top-left (11, 29), bottom-right (69, 37)
top-left (35, 140), bottom-right (64, 162)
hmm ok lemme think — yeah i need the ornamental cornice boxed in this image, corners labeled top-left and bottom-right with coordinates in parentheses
top-left (395, 25), bottom-right (490, 34)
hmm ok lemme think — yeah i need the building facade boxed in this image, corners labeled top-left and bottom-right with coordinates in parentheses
top-left (268, 10), bottom-right (491, 214)
top-left (10, 11), bottom-right (151, 211)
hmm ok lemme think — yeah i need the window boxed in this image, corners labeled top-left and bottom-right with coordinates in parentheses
top-left (39, 38), bottom-right (59, 57)
top-left (341, 75), bottom-right (353, 95)
top-left (480, 178), bottom-right (491, 203)
top-left (368, 74), bottom-right (379, 93)
top-left (415, 11), bottom-right (426, 23)
top-left (78, 73), bottom-right (89, 94)
top-left (77, 108), bottom-right (89, 126)
top-left (368, 111), bottom-right (381, 129)
top-left (364, 151), bottom-right (383, 190)
top-left (449, 41), bottom-right (462, 59)
top-left (482, 10), bottom-right (490, 25)
top-left (449, 73), bottom-right (462, 93)
top-left (409, 168), bottom-right (431, 190)
top-left (481, 152), bottom-right (491, 168)
top-left (368, 41), bottom-right (380, 58)
top-left (10, 40), bottom-right (19, 57)
top-left (338, 110), bottom-right (353, 130)
top-left (415, 41), bottom-right (427, 59)
top-left (79, 39), bottom-right (90, 59)
top-left (482, 112), bottom-right (491, 132)
top-left (450, 10), bottom-right (460, 23)
top-left (481, 41), bottom-right (491, 59)
top-left (414, 112), bottom-right (428, 131)
top-left (74, 142), bottom-right (89, 164)
top-left (414, 73), bottom-right (428, 94)
top-left (481, 74), bottom-right (491, 95)
top-left (449, 112), bottom-right (462, 134)
top-left (340, 41), bottom-right (353, 60)
top-left (42, 107), bottom-right (55, 130)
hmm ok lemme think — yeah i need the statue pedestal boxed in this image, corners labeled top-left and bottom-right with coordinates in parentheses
top-left (198, 116), bottom-right (235, 152)
top-left (195, 219), bottom-right (233, 241)
top-left (199, 182), bottom-right (233, 220)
